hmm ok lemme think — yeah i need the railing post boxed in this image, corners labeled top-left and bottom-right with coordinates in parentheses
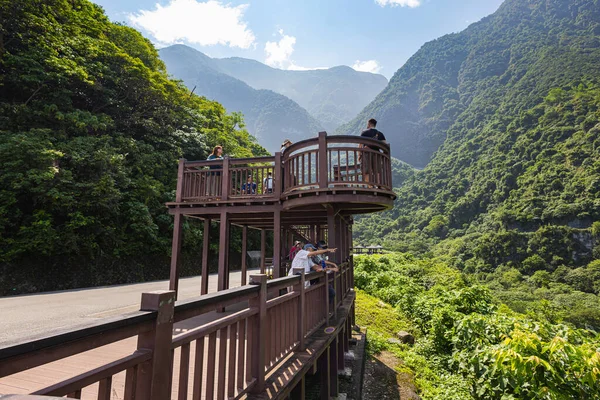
top-left (293, 267), bottom-right (306, 351)
top-left (249, 274), bottom-right (267, 393)
top-left (136, 290), bottom-right (175, 400)
top-left (176, 158), bottom-right (185, 202)
top-left (318, 131), bottom-right (328, 189)
top-left (333, 270), bottom-right (338, 320)
top-left (221, 157), bottom-right (230, 201)
top-left (323, 270), bottom-right (329, 325)
top-left (274, 152), bottom-right (282, 197)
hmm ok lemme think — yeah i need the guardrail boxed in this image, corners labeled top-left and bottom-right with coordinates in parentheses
top-left (175, 132), bottom-right (392, 204)
top-left (0, 268), bottom-right (352, 400)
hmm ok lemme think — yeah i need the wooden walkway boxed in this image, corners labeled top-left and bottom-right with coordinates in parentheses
top-left (0, 271), bottom-right (259, 399)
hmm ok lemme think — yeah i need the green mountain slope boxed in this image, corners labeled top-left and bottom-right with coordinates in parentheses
top-left (354, 0), bottom-right (600, 274)
top-left (159, 45), bottom-right (323, 151)
top-left (213, 58), bottom-right (388, 132)
top-left (0, 0), bottom-right (266, 294)
top-left (338, 0), bottom-right (600, 168)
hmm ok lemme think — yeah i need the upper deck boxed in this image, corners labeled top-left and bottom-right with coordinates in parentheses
top-left (167, 132), bottom-right (396, 218)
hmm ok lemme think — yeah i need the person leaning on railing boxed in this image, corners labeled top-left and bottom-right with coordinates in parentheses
top-left (287, 243), bottom-right (336, 284)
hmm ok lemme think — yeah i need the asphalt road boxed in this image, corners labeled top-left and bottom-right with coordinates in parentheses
top-left (0, 270), bottom-right (258, 347)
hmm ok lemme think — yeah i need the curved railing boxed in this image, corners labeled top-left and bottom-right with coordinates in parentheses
top-left (282, 132), bottom-right (392, 194)
top-left (174, 132), bottom-right (393, 203)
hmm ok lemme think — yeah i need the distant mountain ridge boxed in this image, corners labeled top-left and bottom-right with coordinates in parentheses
top-left (159, 45), bottom-right (322, 152)
top-left (212, 58), bottom-right (388, 133)
top-left (337, 0), bottom-right (600, 168)
top-left (159, 45), bottom-right (387, 148)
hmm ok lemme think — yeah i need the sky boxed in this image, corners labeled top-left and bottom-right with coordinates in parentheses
top-left (92, 0), bottom-right (505, 79)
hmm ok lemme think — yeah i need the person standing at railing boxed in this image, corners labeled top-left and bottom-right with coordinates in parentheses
top-left (263, 171), bottom-right (274, 194)
top-left (280, 139), bottom-right (292, 154)
top-left (241, 175), bottom-right (257, 194)
top-left (359, 118), bottom-right (387, 186)
top-left (287, 243), bottom-right (336, 279)
top-left (206, 145), bottom-right (224, 195)
top-left (312, 240), bottom-right (339, 304)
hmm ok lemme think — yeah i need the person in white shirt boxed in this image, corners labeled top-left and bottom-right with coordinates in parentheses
top-left (288, 243), bottom-right (336, 276)
top-left (263, 172), bottom-right (274, 194)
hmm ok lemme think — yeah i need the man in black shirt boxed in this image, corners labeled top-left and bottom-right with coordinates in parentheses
top-left (359, 118), bottom-right (387, 186)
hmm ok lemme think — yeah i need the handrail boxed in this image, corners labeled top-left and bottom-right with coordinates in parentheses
top-left (176, 131), bottom-right (394, 204)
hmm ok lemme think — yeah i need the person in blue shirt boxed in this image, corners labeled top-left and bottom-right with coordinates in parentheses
top-left (241, 175), bottom-right (257, 194)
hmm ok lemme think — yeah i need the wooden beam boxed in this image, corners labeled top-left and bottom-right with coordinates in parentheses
top-left (241, 226), bottom-right (248, 286)
top-left (201, 218), bottom-right (210, 295)
top-left (260, 229), bottom-right (266, 274)
top-left (217, 211), bottom-right (230, 292)
top-left (169, 213), bottom-right (183, 299)
top-left (273, 209), bottom-right (281, 278)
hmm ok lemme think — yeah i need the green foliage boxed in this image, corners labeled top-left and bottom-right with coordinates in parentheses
top-left (354, 253), bottom-right (600, 400)
top-left (0, 0), bottom-right (266, 294)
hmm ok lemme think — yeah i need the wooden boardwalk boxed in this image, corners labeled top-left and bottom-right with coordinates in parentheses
top-left (0, 270), bottom-right (259, 399)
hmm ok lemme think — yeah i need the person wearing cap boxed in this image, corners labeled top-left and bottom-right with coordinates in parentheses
top-left (288, 240), bottom-right (302, 261)
top-left (280, 139), bottom-right (292, 154)
top-left (287, 243), bottom-right (336, 276)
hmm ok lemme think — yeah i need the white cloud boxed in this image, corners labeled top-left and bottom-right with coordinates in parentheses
top-left (264, 29), bottom-right (296, 68)
top-left (352, 60), bottom-right (382, 74)
top-left (264, 29), bottom-right (328, 71)
top-left (375, 0), bottom-right (421, 7)
top-left (128, 0), bottom-right (255, 49)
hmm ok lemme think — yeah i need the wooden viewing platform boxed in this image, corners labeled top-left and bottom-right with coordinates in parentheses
top-left (0, 131), bottom-right (395, 399)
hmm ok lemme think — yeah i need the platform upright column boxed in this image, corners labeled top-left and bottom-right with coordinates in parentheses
top-left (241, 225), bottom-right (248, 286)
top-left (218, 211), bottom-right (230, 292)
top-left (201, 218), bottom-right (210, 295)
top-left (273, 209), bottom-right (281, 278)
top-left (169, 212), bottom-right (183, 298)
top-left (260, 229), bottom-right (266, 274)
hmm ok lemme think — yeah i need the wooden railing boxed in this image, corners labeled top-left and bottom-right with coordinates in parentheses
top-left (0, 269), bottom-right (352, 400)
top-left (175, 132), bottom-right (393, 204)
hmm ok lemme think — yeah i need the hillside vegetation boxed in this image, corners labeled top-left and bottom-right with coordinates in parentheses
top-left (354, 0), bottom-right (600, 297)
top-left (354, 254), bottom-right (600, 400)
top-left (338, 0), bottom-right (600, 168)
top-left (0, 0), bottom-right (266, 294)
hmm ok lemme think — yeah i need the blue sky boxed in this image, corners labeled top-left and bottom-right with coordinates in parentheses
top-left (93, 0), bottom-right (504, 79)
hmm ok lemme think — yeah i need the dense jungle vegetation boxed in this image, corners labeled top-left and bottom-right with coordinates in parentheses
top-left (0, 0), bottom-right (268, 295)
top-left (354, 254), bottom-right (600, 400)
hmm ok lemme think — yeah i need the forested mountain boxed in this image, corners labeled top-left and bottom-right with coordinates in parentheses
top-left (213, 58), bottom-right (388, 132)
top-left (355, 0), bottom-right (600, 288)
top-left (338, 0), bottom-right (600, 168)
top-left (0, 0), bottom-right (267, 294)
top-left (159, 45), bottom-right (323, 152)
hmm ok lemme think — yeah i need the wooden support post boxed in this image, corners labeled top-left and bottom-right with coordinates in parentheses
top-left (201, 218), bottom-right (210, 295)
top-left (338, 329), bottom-right (346, 372)
top-left (221, 157), bottom-right (230, 201)
top-left (293, 267), bottom-right (306, 351)
top-left (329, 336), bottom-right (339, 396)
top-left (218, 211), bottom-right (230, 292)
top-left (136, 291), bottom-right (175, 400)
top-left (273, 209), bottom-right (281, 278)
top-left (318, 131), bottom-right (328, 189)
top-left (169, 212), bottom-right (183, 299)
top-left (249, 274), bottom-right (267, 393)
top-left (274, 152), bottom-right (282, 197)
top-left (260, 229), bottom-right (266, 274)
top-left (241, 225), bottom-right (248, 286)
top-left (290, 376), bottom-right (305, 400)
top-left (323, 270), bottom-right (329, 326)
top-left (318, 348), bottom-right (330, 400)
